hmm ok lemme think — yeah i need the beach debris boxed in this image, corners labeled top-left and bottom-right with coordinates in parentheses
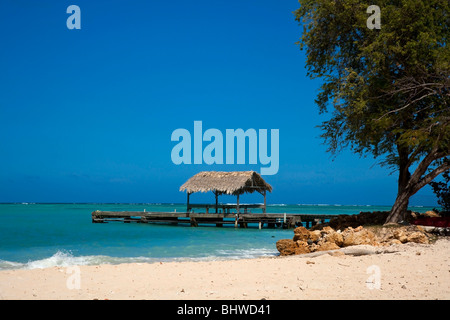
top-left (338, 263), bottom-right (350, 267)
top-left (276, 225), bottom-right (430, 256)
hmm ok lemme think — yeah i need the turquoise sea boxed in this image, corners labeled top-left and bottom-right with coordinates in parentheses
top-left (0, 203), bottom-right (434, 270)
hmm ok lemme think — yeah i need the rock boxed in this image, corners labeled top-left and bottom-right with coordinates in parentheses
top-left (406, 231), bottom-right (429, 244)
top-left (276, 223), bottom-right (430, 256)
top-left (309, 230), bottom-right (321, 242)
top-left (315, 240), bottom-right (340, 251)
top-left (394, 229), bottom-right (408, 243)
top-left (310, 211), bottom-right (420, 231)
top-left (341, 226), bottom-right (377, 247)
top-left (295, 240), bottom-right (311, 254)
top-left (312, 211), bottom-right (391, 231)
top-left (276, 238), bottom-right (312, 256)
top-left (374, 225), bottom-right (429, 245)
top-left (375, 227), bottom-right (395, 243)
top-left (293, 226), bottom-right (310, 242)
top-left (276, 239), bottom-right (297, 256)
top-left (321, 226), bottom-right (334, 233)
top-left (424, 210), bottom-right (440, 217)
top-left (323, 229), bottom-right (344, 247)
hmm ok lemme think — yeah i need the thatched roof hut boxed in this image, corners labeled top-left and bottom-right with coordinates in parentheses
top-left (179, 171), bottom-right (272, 195)
top-left (180, 171), bottom-right (272, 213)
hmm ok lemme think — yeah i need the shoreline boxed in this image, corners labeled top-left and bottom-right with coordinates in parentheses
top-left (0, 249), bottom-right (281, 272)
top-left (1, 238), bottom-right (449, 300)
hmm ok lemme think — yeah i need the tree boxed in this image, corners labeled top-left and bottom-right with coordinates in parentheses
top-left (294, 0), bottom-right (450, 223)
top-left (430, 170), bottom-right (450, 215)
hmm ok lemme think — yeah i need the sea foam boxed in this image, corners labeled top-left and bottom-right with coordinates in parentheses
top-left (0, 247), bottom-right (278, 271)
top-left (0, 251), bottom-right (114, 270)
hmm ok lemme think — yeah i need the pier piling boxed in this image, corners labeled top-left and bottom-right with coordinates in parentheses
top-left (91, 211), bottom-right (335, 229)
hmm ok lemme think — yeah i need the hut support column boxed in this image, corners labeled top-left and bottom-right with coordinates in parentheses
top-left (187, 192), bottom-right (191, 212)
top-left (235, 194), bottom-right (240, 228)
top-left (215, 191), bottom-right (218, 213)
top-left (263, 190), bottom-right (266, 213)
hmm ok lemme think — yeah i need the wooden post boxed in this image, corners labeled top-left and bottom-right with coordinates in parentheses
top-left (263, 189), bottom-right (266, 213)
top-left (237, 194), bottom-right (240, 214)
top-left (215, 191), bottom-right (218, 213)
top-left (187, 192), bottom-right (191, 212)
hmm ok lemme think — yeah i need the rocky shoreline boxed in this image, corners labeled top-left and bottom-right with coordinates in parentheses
top-left (276, 211), bottom-right (437, 256)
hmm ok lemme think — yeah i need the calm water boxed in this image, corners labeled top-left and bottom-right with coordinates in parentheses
top-left (0, 203), bottom-right (434, 270)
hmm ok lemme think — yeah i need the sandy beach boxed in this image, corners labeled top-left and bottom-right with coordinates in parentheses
top-left (0, 238), bottom-right (449, 300)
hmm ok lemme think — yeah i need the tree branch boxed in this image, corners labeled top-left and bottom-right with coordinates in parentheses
top-left (412, 162), bottom-right (450, 195)
top-left (376, 91), bottom-right (437, 121)
top-left (406, 145), bottom-right (425, 168)
top-left (406, 147), bottom-right (448, 190)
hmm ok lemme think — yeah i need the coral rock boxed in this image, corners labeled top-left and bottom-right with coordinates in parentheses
top-left (293, 227), bottom-right (310, 242)
top-left (276, 216), bottom-right (430, 256)
top-left (341, 226), bottom-right (377, 247)
top-left (295, 240), bottom-right (311, 254)
top-left (406, 231), bottom-right (429, 244)
top-left (276, 239), bottom-right (297, 256)
top-left (315, 241), bottom-right (340, 252)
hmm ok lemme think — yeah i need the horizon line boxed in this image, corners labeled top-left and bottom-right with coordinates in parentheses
top-left (0, 202), bottom-right (438, 208)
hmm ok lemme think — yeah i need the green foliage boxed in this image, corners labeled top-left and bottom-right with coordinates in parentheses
top-left (295, 0), bottom-right (450, 166)
top-left (295, 0), bottom-right (450, 221)
top-left (430, 169), bottom-right (450, 215)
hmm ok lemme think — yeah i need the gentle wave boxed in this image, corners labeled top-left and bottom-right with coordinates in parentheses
top-left (0, 251), bottom-right (111, 270)
top-left (214, 248), bottom-right (277, 259)
top-left (0, 248), bottom-right (278, 271)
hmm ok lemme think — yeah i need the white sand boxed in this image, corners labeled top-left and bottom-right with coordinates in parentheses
top-left (0, 238), bottom-right (449, 300)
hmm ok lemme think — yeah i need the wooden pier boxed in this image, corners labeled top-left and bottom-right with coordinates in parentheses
top-left (91, 210), bottom-right (336, 229)
top-left (92, 171), bottom-right (336, 229)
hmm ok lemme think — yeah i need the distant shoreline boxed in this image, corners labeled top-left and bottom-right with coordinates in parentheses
top-left (0, 202), bottom-right (438, 208)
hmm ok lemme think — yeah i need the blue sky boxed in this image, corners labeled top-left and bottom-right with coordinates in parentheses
top-left (0, 0), bottom-right (438, 206)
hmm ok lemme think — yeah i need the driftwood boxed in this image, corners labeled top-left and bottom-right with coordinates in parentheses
top-left (291, 245), bottom-right (399, 258)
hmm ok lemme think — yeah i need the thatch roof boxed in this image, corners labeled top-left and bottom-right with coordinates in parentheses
top-left (179, 171), bottom-right (272, 195)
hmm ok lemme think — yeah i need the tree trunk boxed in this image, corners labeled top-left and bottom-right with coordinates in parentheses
top-left (385, 190), bottom-right (411, 224)
top-left (385, 145), bottom-right (411, 224)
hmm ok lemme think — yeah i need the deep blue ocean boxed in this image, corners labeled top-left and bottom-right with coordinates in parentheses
top-left (0, 203), bottom-right (434, 270)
